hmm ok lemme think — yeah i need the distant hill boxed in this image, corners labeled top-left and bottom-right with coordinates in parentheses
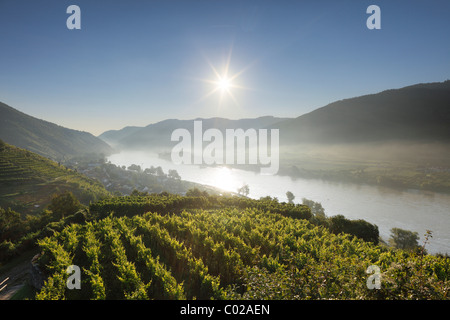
top-left (99, 116), bottom-right (290, 150)
top-left (274, 80), bottom-right (450, 145)
top-left (0, 141), bottom-right (110, 214)
top-left (0, 102), bottom-right (113, 160)
top-left (100, 81), bottom-right (450, 151)
top-left (97, 126), bottom-right (143, 148)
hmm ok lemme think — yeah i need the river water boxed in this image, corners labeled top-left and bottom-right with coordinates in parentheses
top-left (108, 151), bottom-right (450, 255)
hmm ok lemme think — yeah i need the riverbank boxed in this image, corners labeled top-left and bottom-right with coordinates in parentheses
top-left (277, 143), bottom-right (450, 195)
top-left (277, 163), bottom-right (450, 195)
top-left (108, 150), bottom-right (450, 255)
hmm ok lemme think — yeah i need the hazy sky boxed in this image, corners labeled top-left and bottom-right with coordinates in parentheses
top-left (0, 0), bottom-right (449, 135)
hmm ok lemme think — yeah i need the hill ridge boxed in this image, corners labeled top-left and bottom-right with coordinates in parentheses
top-left (0, 102), bottom-right (113, 160)
top-left (274, 80), bottom-right (450, 145)
top-left (0, 141), bottom-right (110, 214)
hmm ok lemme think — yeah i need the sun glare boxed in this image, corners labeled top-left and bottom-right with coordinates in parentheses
top-left (217, 76), bottom-right (232, 92)
top-left (196, 47), bottom-right (253, 107)
top-left (212, 167), bottom-right (238, 192)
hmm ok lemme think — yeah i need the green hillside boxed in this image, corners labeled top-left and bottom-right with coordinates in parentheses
top-left (0, 140), bottom-right (110, 214)
top-left (0, 102), bottom-right (113, 160)
top-left (33, 194), bottom-right (449, 300)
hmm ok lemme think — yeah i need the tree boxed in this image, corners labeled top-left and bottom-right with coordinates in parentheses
top-left (127, 164), bottom-right (141, 172)
top-left (0, 208), bottom-right (26, 242)
top-left (48, 191), bottom-right (82, 219)
top-left (155, 166), bottom-right (165, 177)
top-left (328, 215), bottom-right (379, 244)
top-left (237, 184), bottom-right (250, 197)
top-left (186, 188), bottom-right (208, 197)
top-left (144, 166), bottom-right (156, 175)
top-left (389, 227), bottom-right (419, 250)
top-left (302, 198), bottom-right (325, 219)
top-left (419, 230), bottom-right (433, 256)
top-left (168, 169), bottom-right (181, 180)
top-left (286, 191), bottom-right (295, 204)
top-left (130, 189), bottom-right (149, 197)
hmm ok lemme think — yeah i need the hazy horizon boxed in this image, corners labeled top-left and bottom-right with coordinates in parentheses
top-left (1, 0), bottom-right (450, 136)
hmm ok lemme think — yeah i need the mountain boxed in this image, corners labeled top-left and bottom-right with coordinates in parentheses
top-left (0, 141), bottom-right (110, 214)
top-left (98, 116), bottom-right (290, 150)
top-left (274, 80), bottom-right (450, 145)
top-left (100, 81), bottom-right (450, 152)
top-left (97, 126), bottom-right (143, 148)
top-left (0, 102), bottom-right (113, 160)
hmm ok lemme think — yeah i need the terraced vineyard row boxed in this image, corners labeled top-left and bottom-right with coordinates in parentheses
top-left (35, 205), bottom-right (450, 300)
top-left (0, 147), bottom-right (62, 182)
top-left (0, 143), bottom-right (110, 213)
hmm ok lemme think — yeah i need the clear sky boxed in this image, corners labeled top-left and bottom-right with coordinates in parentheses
top-left (0, 0), bottom-right (449, 136)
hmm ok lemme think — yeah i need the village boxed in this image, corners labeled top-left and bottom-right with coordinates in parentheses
top-left (62, 155), bottom-right (216, 197)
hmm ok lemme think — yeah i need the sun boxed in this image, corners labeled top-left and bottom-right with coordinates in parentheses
top-left (216, 76), bottom-right (232, 92)
top-left (195, 47), bottom-right (253, 107)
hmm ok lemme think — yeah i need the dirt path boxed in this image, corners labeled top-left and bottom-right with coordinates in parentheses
top-left (0, 259), bottom-right (31, 300)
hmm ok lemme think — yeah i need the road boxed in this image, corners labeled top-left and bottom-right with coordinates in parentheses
top-left (0, 259), bottom-right (30, 300)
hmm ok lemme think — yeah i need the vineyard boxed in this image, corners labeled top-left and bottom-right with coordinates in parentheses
top-left (34, 194), bottom-right (450, 300)
top-left (0, 142), bottom-right (110, 214)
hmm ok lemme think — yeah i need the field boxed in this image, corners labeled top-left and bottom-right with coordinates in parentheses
top-left (0, 142), bottom-right (110, 214)
top-left (278, 142), bottom-right (450, 193)
top-left (34, 194), bottom-right (450, 300)
top-left (1, 141), bottom-right (450, 300)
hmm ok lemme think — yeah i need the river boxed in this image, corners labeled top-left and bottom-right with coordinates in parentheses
top-left (108, 150), bottom-right (450, 255)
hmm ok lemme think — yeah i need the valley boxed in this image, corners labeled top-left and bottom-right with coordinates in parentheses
top-left (1, 80), bottom-right (450, 301)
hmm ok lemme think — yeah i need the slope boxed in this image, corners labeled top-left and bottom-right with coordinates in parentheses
top-left (274, 80), bottom-right (450, 145)
top-left (33, 193), bottom-right (450, 300)
top-left (0, 141), bottom-right (110, 214)
top-left (98, 116), bottom-right (290, 151)
top-left (0, 102), bottom-right (113, 160)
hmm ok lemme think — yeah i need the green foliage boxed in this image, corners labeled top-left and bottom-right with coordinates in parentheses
top-left (130, 189), bottom-right (149, 197)
top-left (389, 227), bottom-right (420, 250)
top-left (237, 184), bottom-right (250, 196)
top-left (89, 193), bottom-right (312, 222)
top-left (329, 214), bottom-right (380, 244)
top-left (34, 194), bottom-right (450, 300)
top-left (286, 191), bottom-right (295, 204)
top-left (0, 142), bottom-right (110, 215)
top-left (185, 188), bottom-right (209, 197)
top-left (302, 198), bottom-right (326, 219)
top-left (0, 207), bottom-right (28, 242)
top-left (0, 202), bottom-right (88, 264)
top-left (48, 191), bottom-right (82, 220)
top-left (0, 101), bottom-right (112, 161)
top-left (168, 169), bottom-right (181, 180)
top-left (127, 164), bottom-right (141, 172)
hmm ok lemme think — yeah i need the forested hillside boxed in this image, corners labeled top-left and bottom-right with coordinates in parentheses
top-left (0, 102), bottom-right (113, 160)
top-left (275, 80), bottom-right (450, 145)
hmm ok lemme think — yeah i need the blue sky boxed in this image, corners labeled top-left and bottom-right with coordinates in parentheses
top-left (0, 0), bottom-right (449, 135)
